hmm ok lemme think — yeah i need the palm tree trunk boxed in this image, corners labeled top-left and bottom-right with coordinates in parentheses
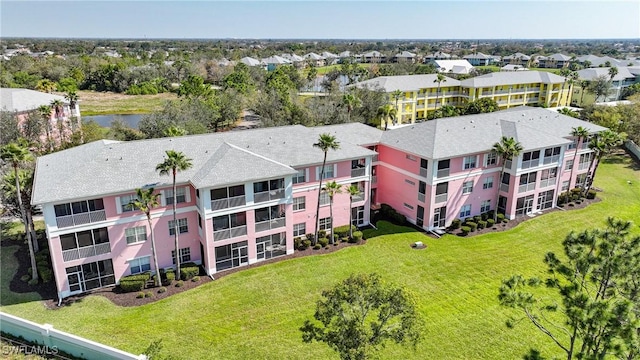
top-left (148, 216), bottom-right (161, 287)
top-left (580, 89), bottom-right (585, 105)
top-left (583, 156), bottom-right (600, 196)
top-left (349, 197), bottom-right (354, 239)
top-left (172, 169), bottom-right (180, 281)
top-left (14, 164), bottom-right (38, 282)
top-left (26, 210), bottom-right (39, 253)
top-left (494, 164), bottom-right (506, 222)
top-left (329, 198), bottom-right (334, 245)
top-left (568, 140), bottom-right (580, 190)
top-left (314, 152), bottom-right (328, 245)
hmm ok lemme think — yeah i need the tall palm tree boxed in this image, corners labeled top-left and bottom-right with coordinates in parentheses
top-left (434, 73), bottom-right (447, 110)
top-left (491, 137), bottom-right (523, 222)
top-left (1, 143), bottom-right (38, 282)
top-left (341, 93), bottom-right (361, 123)
top-left (313, 133), bottom-right (340, 244)
top-left (64, 91), bottom-right (81, 133)
top-left (583, 60), bottom-right (592, 69)
top-left (579, 80), bottom-right (590, 105)
top-left (130, 187), bottom-right (162, 287)
top-left (559, 68), bottom-right (572, 106)
top-left (346, 184), bottom-right (360, 239)
top-left (583, 130), bottom-right (624, 196)
top-left (37, 105), bottom-right (53, 152)
top-left (376, 104), bottom-right (397, 130)
top-left (566, 71), bottom-right (579, 106)
top-left (391, 89), bottom-right (403, 112)
top-left (50, 99), bottom-right (66, 142)
top-left (156, 150), bottom-right (193, 281)
top-left (568, 126), bottom-right (590, 190)
top-left (322, 181), bottom-right (342, 244)
top-left (608, 66), bottom-right (619, 99)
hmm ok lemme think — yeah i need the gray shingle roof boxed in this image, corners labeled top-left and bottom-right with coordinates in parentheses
top-left (460, 71), bottom-right (566, 87)
top-left (1, 88), bottom-right (67, 113)
top-left (577, 67), bottom-right (636, 82)
top-left (380, 107), bottom-right (607, 160)
top-left (352, 74), bottom-right (460, 92)
top-left (463, 52), bottom-right (492, 60)
top-left (32, 124), bottom-right (380, 204)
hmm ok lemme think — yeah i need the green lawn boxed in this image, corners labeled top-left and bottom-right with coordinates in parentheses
top-left (76, 90), bottom-right (177, 116)
top-left (1, 155), bottom-right (639, 359)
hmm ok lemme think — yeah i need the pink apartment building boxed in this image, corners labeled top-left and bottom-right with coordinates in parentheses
top-left (31, 107), bottom-right (605, 300)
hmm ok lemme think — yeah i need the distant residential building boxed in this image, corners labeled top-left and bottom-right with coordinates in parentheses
top-left (393, 51), bottom-right (417, 64)
top-left (321, 52), bottom-right (339, 65)
top-left (433, 60), bottom-right (474, 75)
top-left (537, 53), bottom-right (572, 69)
top-left (261, 55), bottom-right (292, 71)
top-left (239, 56), bottom-right (262, 67)
top-left (463, 52), bottom-right (495, 66)
top-left (501, 53), bottom-right (531, 67)
top-left (576, 67), bottom-right (640, 102)
top-left (423, 51), bottom-right (453, 63)
top-left (576, 55), bottom-right (640, 68)
top-left (362, 51), bottom-right (385, 64)
top-left (304, 52), bottom-right (326, 67)
top-left (0, 88), bottom-right (81, 147)
top-left (501, 64), bottom-right (529, 72)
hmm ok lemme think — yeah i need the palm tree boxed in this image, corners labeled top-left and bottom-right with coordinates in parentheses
top-left (583, 130), bottom-right (624, 196)
top-left (568, 126), bottom-right (590, 190)
top-left (322, 181), bottom-right (342, 244)
top-left (608, 66), bottom-right (619, 99)
top-left (341, 93), bottom-right (361, 123)
top-left (376, 104), bottom-right (397, 130)
top-left (579, 80), bottom-right (590, 105)
top-left (37, 105), bottom-right (53, 151)
top-left (130, 187), bottom-right (162, 287)
top-left (1, 143), bottom-right (38, 282)
top-left (156, 150), bottom-right (193, 281)
top-left (391, 89), bottom-right (403, 112)
top-left (583, 60), bottom-right (592, 69)
top-left (64, 90), bottom-right (78, 115)
top-left (434, 73), bottom-right (447, 110)
top-left (491, 137), bottom-right (523, 222)
top-left (313, 134), bottom-right (340, 244)
top-left (163, 126), bottom-right (187, 137)
top-left (50, 99), bottom-right (65, 142)
top-left (346, 184), bottom-right (361, 239)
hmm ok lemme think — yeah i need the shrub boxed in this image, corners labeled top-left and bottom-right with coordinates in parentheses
top-left (334, 225), bottom-right (356, 238)
top-left (450, 219), bottom-right (461, 230)
top-left (180, 264), bottom-right (200, 280)
top-left (164, 272), bottom-right (175, 285)
top-left (477, 220), bottom-right (487, 230)
top-left (341, 237), bottom-right (349, 243)
top-left (379, 203), bottom-right (406, 225)
top-left (466, 222), bottom-right (478, 232)
top-left (20, 274), bottom-right (30, 282)
top-left (318, 238), bottom-right (329, 247)
top-left (121, 273), bottom-right (151, 282)
top-left (293, 237), bottom-right (301, 249)
top-left (473, 215), bottom-right (482, 222)
top-left (497, 213), bottom-right (505, 222)
top-left (486, 218), bottom-right (496, 227)
top-left (503, 219), bottom-right (509, 223)
top-left (318, 230), bottom-right (327, 238)
top-left (298, 239), bottom-right (312, 250)
top-left (350, 231), bottom-right (363, 243)
top-left (460, 226), bottom-right (471, 236)
top-left (28, 278), bottom-right (38, 286)
top-left (120, 280), bottom-right (145, 293)
top-left (136, 292), bottom-right (145, 299)
top-left (175, 280), bottom-right (184, 288)
top-left (481, 212), bottom-right (489, 221)
top-left (587, 190), bottom-right (596, 199)
top-left (191, 276), bottom-right (200, 282)
top-left (158, 287), bottom-right (167, 294)
top-left (313, 244), bottom-right (322, 250)
top-left (305, 233), bottom-right (315, 243)
top-left (144, 291), bottom-right (153, 298)
top-left (38, 267), bottom-right (53, 283)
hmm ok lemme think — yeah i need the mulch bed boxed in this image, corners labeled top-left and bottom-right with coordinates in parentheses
top-left (1, 237), bottom-right (58, 303)
top-left (48, 239), bottom-right (367, 308)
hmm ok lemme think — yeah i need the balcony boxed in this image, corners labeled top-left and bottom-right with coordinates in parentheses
top-left (500, 183), bottom-right (510, 193)
top-left (351, 167), bottom-right (366, 177)
top-left (371, 176), bottom-right (377, 184)
top-left (211, 195), bottom-right (246, 211)
top-left (62, 243), bottom-right (111, 262)
top-left (254, 189), bottom-right (285, 203)
top-left (418, 193), bottom-right (426, 203)
top-left (521, 159), bottom-right (539, 169)
top-left (351, 192), bottom-right (365, 202)
top-left (437, 168), bottom-right (450, 178)
top-left (56, 210), bottom-right (107, 229)
top-left (419, 168), bottom-right (429, 177)
top-left (434, 193), bottom-right (448, 203)
top-left (527, 87), bottom-right (540, 92)
top-left (542, 155), bottom-right (560, 165)
top-left (213, 225), bottom-right (247, 241)
top-left (255, 218), bottom-right (286, 233)
top-left (578, 162), bottom-right (590, 171)
top-left (518, 183), bottom-right (536, 193)
top-left (527, 97), bottom-right (539, 103)
top-left (539, 178), bottom-right (556, 188)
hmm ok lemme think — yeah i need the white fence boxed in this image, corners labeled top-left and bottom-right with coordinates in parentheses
top-left (0, 312), bottom-right (146, 360)
top-left (625, 140), bottom-right (640, 160)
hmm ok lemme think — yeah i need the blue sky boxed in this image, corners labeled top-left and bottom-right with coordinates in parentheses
top-left (2, 1), bottom-right (639, 39)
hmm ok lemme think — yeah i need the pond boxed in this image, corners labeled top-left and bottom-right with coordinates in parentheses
top-left (82, 114), bottom-right (146, 128)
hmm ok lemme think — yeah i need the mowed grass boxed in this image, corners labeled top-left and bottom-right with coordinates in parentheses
top-left (1, 155), bottom-right (639, 360)
top-left (76, 90), bottom-right (177, 115)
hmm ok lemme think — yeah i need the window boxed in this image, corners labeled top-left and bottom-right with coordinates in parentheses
top-left (459, 204), bottom-right (471, 218)
top-left (319, 217), bottom-right (332, 230)
top-left (352, 206), bottom-right (365, 226)
top-left (172, 248), bottom-right (191, 264)
top-left (168, 218), bottom-right (188, 235)
top-left (562, 181), bottom-right (570, 191)
top-left (537, 190), bottom-right (554, 210)
top-left (59, 228), bottom-right (110, 262)
top-left (576, 173), bottom-right (588, 188)
top-left (420, 158), bottom-right (428, 174)
top-left (519, 172), bottom-right (537, 193)
top-left (215, 241), bottom-right (248, 271)
top-left (480, 200), bottom-right (491, 213)
top-left (120, 195), bottom-right (136, 213)
top-left (521, 150), bottom-right (540, 169)
top-left (540, 168), bottom-right (558, 187)
top-left (567, 139), bottom-right (578, 150)
top-left (579, 153), bottom-right (592, 170)
top-left (319, 192), bottom-right (330, 206)
top-left (485, 152), bottom-right (497, 166)
top-left (293, 196), bottom-right (306, 211)
top-left (293, 223), bottom-right (306, 237)
top-left (130, 257), bottom-right (151, 274)
top-left (462, 181), bottom-right (473, 194)
top-left (543, 147), bottom-right (561, 164)
top-left (565, 159), bottom-right (574, 171)
top-left (406, 154), bottom-right (417, 161)
top-left (256, 233), bottom-right (286, 260)
top-left (403, 203), bottom-right (414, 210)
top-left (437, 159), bottom-right (450, 177)
top-left (483, 176), bottom-right (494, 189)
top-left (405, 179), bottom-right (415, 186)
top-left (166, 187), bottom-right (186, 205)
top-left (293, 169), bottom-right (306, 184)
top-left (317, 165), bottom-right (335, 179)
top-left (463, 156), bottom-right (477, 170)
top-left (125, 226), bottom-right (147, 244)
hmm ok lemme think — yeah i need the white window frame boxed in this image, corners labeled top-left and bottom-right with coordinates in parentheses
top-left (293, 223), bottom-right (306, 237)
top-left (125, 226), bottom-right (147, 245)
top-left (129, 256), bottom-right (151, 274)
top-left (459, 204), bottom-right (471, 218)
top-left (293, 196), bottom-right (306, 211)
top-left (480, 200), bottom-right (491, 213)
top-left (319, 192), bottom-right (330, 206)
top-left (169, 218), bottom-right (188, 235)
top-left (483, 176), bottom-right (494, 189)
top-left (172, 247), bottom-right (191, 264)
top-left (292, 169), bottom-right (306, 184)
top-left (165, 187), bottom-right (187, 205)
top-left (485, 152), bottom-right (497, 167)
top-left (119, 194), bottom-right (136, 213)
top-left (319, 217), bottom-right (332, 231)
top-left (562, 180), bottom-right (570, 191)
top-left (462, 181), bottom-right (473, 195)
top-left (463, 155), bottom-right (477, 170)
top-left (316, 164), bottom-right (336, 180)
top-left (565, 159), bottom-right (574, 172)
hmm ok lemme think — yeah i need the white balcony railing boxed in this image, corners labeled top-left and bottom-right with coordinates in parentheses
top-left (418, 193), bottom-right (426, 202)
top-left (419, 168), bottom-right (429, 177)
top-left (255, 218), bottom-right (286, 233)
top-left (351, 168), bottom-right (366, 177)
top-left (434, 193), bottom-right (448, 204)
top-left (213, 225), bottom-right (247, 241)
top-left (437, 169), bottom-right (450, 178)
top-left (254, 189), bottom-right (285, 203)
top-left (351, 192), bottom-right (365, 202)
top-left (518, 183), bottom-right (536, 193)
top-left (56, 209), bottom-right (106, 229)
top-left (61, 242), bottom-right (111, 262)
top-left (543, 156), bottom-right (560, 165)
top-left (521, 159), bottom-right (539, 169)
top-left (211, 195), bottom-right (246, 211)
top-left (500, 183), bottom-right (510, 193)
top-left (539, 178), bottom-right (556, 188)
top-left (578, 162), bottom-right (590, 170)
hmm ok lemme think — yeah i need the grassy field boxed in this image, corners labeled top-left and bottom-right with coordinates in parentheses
top-left (76, 90), bottom-right (177, 116)
top-left (1, 155), bottom-right (639, 360)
